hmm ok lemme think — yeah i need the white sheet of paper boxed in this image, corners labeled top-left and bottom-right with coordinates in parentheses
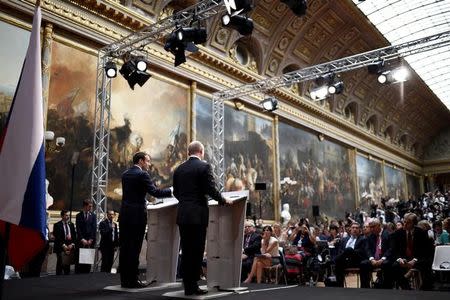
top-left (79, 248), bottom-right (95, 264)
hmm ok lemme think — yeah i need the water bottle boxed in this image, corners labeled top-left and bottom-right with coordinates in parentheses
top-left (309, 276), bottom-right (314, 287)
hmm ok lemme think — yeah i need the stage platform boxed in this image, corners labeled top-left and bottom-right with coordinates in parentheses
top-left (3, 273), bottom-right (450, 300)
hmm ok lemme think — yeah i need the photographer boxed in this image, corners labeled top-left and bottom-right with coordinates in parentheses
top-left (289, 223), bottom-right (316, 258)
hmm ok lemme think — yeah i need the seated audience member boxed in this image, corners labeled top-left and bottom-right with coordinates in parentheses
top-left (273, 222), bottom-right (288, 247)
top-left (438, 218), bottom-right (449, 245)
top-left (244, 226), bottom-right (279, 284)
top-left (360, 219), bottom-right (391, 288)
top-left (241, 221), bottom-right (262, 281)
top-left (395, 220), bottom-right (404, 231)
top-left (334, 222), bottom-right (367, 287)
top-left (290, 224), bottom-right (316, 258)
top-left (390, 213), bottom-right (433, 290)
top-left (53, 210), bottom-right (76, 275)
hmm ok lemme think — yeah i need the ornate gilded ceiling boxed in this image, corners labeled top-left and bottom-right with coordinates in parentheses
top-left (3, 0), bottom-right (449, 161)
top-left (117, 0), bottom-right (450, 159)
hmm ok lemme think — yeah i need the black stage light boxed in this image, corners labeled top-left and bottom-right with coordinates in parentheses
top-left (176, 27), bottom-right (207, 44)
top-left (165, 28), bottom-right (203, 67)
top-left (282, 0), bottom-right (307, 17)
top-left (260, 97), bottom-right (278, 112)
top-left (119, 59), bottom-right (151, 90)
top-left (327, 81), bottom-right (344, 94)
top-left (105, 61), bottom-right (117, 78)
top-left (222, 14), bottom-right (254, 36)
top-left (367, 60), bottom-right (384, 75)
top-left (225, 0), bottom-right (254, 15)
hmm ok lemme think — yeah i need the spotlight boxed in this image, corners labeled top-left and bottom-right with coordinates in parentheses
top-left (260, 97), bottom-right (278, 111)
top-left (328, 81), bottom-right (344, 94)
top-left (119, 59), bottom-right (151, 90)
top-left (281, 0), bottom-right (307, 17)
top-left (176, 27), bottom-right (207, 44)
top-left (310, 85), bottom-right (328, 101)
top-left (105, 61), bottom-right (117, 78)
top-left (135, 57), bottom-right (147, 72)
top-left (367, 60), bottom-right (384, 75)
top-left (225, 0), bottom-right (254, 15)
top-left (221, 14), bottom-right (254, 36)
top-left (377, 66), bottom-right (409, 84)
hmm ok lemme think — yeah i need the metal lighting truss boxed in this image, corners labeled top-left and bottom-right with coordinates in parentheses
top-left (211, 29), bottom-right (450, 190)
top-left (91, 0), bottom-right (225, 220)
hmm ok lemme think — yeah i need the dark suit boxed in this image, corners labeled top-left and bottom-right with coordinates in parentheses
top-left (119, 165), bottom-right (171, 287)
top-left (99, 219), bottom-right (119, 272)
top-left (53, 221), bottom-right (76, 275)
top-left (173, 156), bottom-right (224, 294)
top-left (390, 227), bottom-right (433, 290)
top-left (75, 211), bottom-right (97, 273)
top-left (360, 230), bottom-right (391, 288)
top-left (241, 232), bottom-right (262, 280)
top-left (334, 235), bottom-right (368, 287)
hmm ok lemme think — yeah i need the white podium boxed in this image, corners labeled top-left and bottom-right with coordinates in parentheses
top-left (207, 190), bottom-right (249, 291)
top-left (145, 197), bottom-right (181, 289)
top-left (104, 197), bottom-right (181, 293)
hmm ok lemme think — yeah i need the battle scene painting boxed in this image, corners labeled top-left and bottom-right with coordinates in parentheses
top-left (0, 20), bottom-right (29, 135)
top-left (406, 173), bottom-right (421, 200)
top-left (108, 75), bottom-right (189, 209)
top-left (194, 95), bottom-right (275, 219)
top-left (278, 122), bottom-right (356, 221)
top-left (356, 155), bottom-right (384, 210)
top-left (46, 40), bottom-right (188, 212)
top-left (46, 41), bottom-right (97, 211)
top-left (384, 165), bottom-right (406, 201)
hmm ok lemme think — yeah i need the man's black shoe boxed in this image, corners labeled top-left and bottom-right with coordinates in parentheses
top-left (185, 288), bottom-right (208, 296)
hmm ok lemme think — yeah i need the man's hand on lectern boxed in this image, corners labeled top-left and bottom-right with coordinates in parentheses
top-left (223, 197), bottom-right (234, 205)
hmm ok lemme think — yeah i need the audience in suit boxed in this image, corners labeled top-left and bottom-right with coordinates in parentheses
top-left (334, 222), bottom-right (368, 287)
top-left (241, 221), bottom-right (262, 281)
top-left (390, 213), bottom-right (433, 290)
top-left (53, 209), bottom-right (76, 275)
top-left (119, 152), bottom-right (172, 288)
top-left (99, 210), bottom-right (119, 272)
top-left (360, 218), bottom-right (391, 288)
top-left (75, 199), bottom-right (97, 274)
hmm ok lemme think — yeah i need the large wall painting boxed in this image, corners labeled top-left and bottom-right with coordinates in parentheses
top-left (356, 155), bottom-right (384, 210)
top-left (46, 40), bottom-right (97, 211)
top-left (384, 165), bottom-right (406, 201)
top-left (0, 20), bottom-right (29, 134)
top-left (278, 121), bottom-right (356, 220)
top-left (46, 39), bottom-right (188, 212)
top-left (108, 75), bottom-right (189, 210)
top-left (406, 174), bottom-right (421, 200)
top-left (194, 95), bottom-right (275, 219)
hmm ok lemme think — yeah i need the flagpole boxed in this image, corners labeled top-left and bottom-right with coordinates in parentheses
top-left (0, 222), bottom-right (11, 300)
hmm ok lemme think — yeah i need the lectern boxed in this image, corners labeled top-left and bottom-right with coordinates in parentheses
top-left (146, 197), bottom-right (181, 288)
top-left (207, 190), bottom-right (249, 290)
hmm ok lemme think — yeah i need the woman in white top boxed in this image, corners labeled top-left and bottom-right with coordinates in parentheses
top-left (243, 226), bottom-right (279, 284)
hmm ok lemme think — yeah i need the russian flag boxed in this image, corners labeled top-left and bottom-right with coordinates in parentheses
top-left (0, 4), bottom-right (47, 270)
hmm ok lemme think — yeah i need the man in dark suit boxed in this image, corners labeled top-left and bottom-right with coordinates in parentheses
top-left (75, 199), bottom-right (97, 273)
top-left (173, 141), bottom-right (233, 296)
top-left (334, 222), bottom-right (368, 287)
top-left (119, 152), bottom-right (172, 289)
top-left (53, 209), bottom-right (76, 275)
top-left (241, 221), bottom-right (262, 281)
top-left (99, 210), bottom-right (119, 272)
top-left (359, 218), bottom-right (391, 288)
top-left (390, 213), bottom-right (433, 290)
